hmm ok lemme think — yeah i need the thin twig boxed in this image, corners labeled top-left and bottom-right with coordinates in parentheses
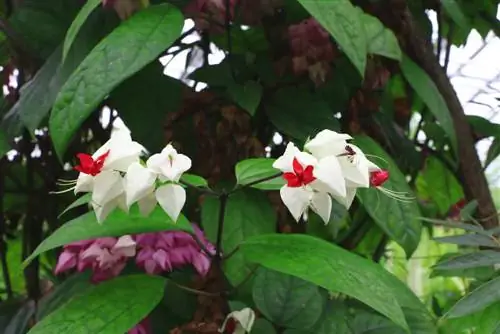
top-left (215, 192), bottom-right (228, 261)
top-left (170, 279), bottom-right (222, 297)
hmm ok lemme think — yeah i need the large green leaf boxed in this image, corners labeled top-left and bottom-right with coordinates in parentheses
top-left (434, 250), bottom-right (500, 271)
top-left (62, 0), bottom-right (102, 62)
top-left (235, 158), bottom-right (284, 190)
top-left (446, 276), bottom-right (500, 318)
top-left (24, 206), bottom-right (193, 265)
top-left (400, 56), bottom-right (457, 153)
top-left (433, 234), bottom-right (500, 248)
top-left (297, 0), bottom-right (366, 76)
top-left (201, 190), bottom-right (276, 293)
top-left (28, 275), bottom-right (166, 334)
top-left (227, 81), bottom-right (263, 116)
top-left (252, 268), bottom-right (324, 329)
top-left (240, 233), bottom-right (408, 330)
top-left (361, 12), bottom-right (401, 61)
top-left (284, 300), bottom-right (351, 334)
top-left (354, 136), bottom-right (422, 257)
top-left (266, 87), bottom-right (339, 141)
top-left (49, 4), bottom-right (184, 157)
top-left (110, 61), bottom-right (183, 153)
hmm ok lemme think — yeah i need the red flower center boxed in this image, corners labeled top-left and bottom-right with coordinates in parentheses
top-left (283, 158), bottom-right (316, 187)
top-left (74, 150), bottom-right (110, 176)
top-left (370, 170), bottom-right (389, 187)
top-left (224, 318), bottom-right (237, 334)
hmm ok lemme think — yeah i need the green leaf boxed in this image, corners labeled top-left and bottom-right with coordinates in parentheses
top-left (180, 173), bottom-right (209, 188)
top-left (235, 158), bottom-right (284, 190)
top-left (252, 268), bottom-right (324, 329)
top-left (266, 87), bottom-right (339, 141)
top-left (433, 234), bottom-right (500, 248)
top-left (202, 190), bottom-right (276, 293)
top-left (446, 276), bottom-right (500, 318)
top-left (240, 233), bottom-right (408, 331)
top-left (361, 13), bottom-right (402, 61)
top-left (24, 206), bottom-right (193, 266)
top-left (28, 275), bottom-right (166, 334)
top-left (49, 4), bottom-right (184, 157)
top-left (227, 81), bottom-right (263, 116)
top-left (251, 319), bottom-right (277, 334)
top-left (189, 62), bottom-right (233, 86)
top-left (441, 0), bottom-right (470, 30)
top-left (284, 300), bottom-right (351, 334)
top-left (434, 250), bottom-right (500, 271)
top-left (486, 137), bottom-right (500, 168)
top-left (58, 193), bottom-right (91, 218)
top-left (62, 0), bottom-right (101, 62)
top-left (354, 136), bottom-right (422, 257)
top-left (37, 272), bottom-right (92, 320)
top-left (400, 55), bottom-right (457, 153)
top-left (110, 61), bottom-right (183, 153)
top-left (350, 309), bottom-right (405, 334)
top-left (297, 0), bottom-right (366, 76)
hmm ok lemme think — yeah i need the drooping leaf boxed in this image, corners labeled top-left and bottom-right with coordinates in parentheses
top-left (110, 61), bottom-right (183, 153)
top-left (266, 87), bottom-right (339, 141)
top-left (202, 190), bottom-right (276, 294)
top-left (24, 206), bottom-right (193, 266)
top-left (252, 268), bottom-right (324, 330)
top-left (235, 158), bottom-right (284, 190)
top-left (49, 4), bottom-right (184, 157)
top-left (433, 234), bottom-right (500, 248)
top-left (62, 0), bottom-right (102, 62)
top-left (297, 0), bottom-right (367, 76)
top-left (28, 275), bottom-right (166, 334)
top-left (227, 81), bottom-right (263, 116)
top-left (400, 55), bottom-right (457, 153)
top-left (354, 135), bottom-right (422, 257)
top-left (361, 12), bottom-right (401, 61)
top-left (446, 276), bottom-right (500, 318)
top-left (240, 233), bottom-right (408, 330)
top-left (434, 250), bottom-right (500, 271)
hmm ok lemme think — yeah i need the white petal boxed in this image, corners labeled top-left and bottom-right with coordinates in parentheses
top-left (304, 129), bottom-right (351, 158)
top-left (92, 170), bottom-right (124, 207)
top-left (310, 192), bottom-right (332, 224)
top-left (116, 194), bottom-right (128, 213)
top-left (312, 155), bottom-right (346, 198)
top-left (170, 153), bottom-right (192, 182)
top-left (155, 184), bottom-right (186, 222)
top-left (125, 162), bottom-right (156, 207)
top-left (147, 145), bottom-right (191, 182)
top-left (113, 235), bottom-right (136, 257)
top-left (339, 144), bottom-right (370, 188)
top-left (74, 173), bottom-right (93, 194)
top-left (138, 192), bottom-right (157, 217)
top-left (272, 142), bottom-right (300, 172)
top-left (280, 186), bottom-right (312, 222)
top-left (146, 152), bottom-right (166, 175)
top-left (229, 308), bottom-right (256, 333)
top-left (105, 137), bottom-right (144, 172)
top-left (333, 187), bottom-right (357, 209)
top-left (367, 159), bottom-right (381, 172)
top-left (92, 199), bottom-right (118, 223)
top-left (295, 151), bottom-right (318, 167)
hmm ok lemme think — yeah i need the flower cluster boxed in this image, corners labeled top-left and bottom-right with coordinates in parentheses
top-left (55, 224), bottom-right (215, 282)
top-left (288, 18), bottom-right (336, 85)
top-left (273, 130), bottom-right (391, 224)
top-left (63, 132), bottom-right (192, 224)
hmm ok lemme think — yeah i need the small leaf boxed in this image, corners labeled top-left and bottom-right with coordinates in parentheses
top-left (434, 234), bottom-right (500, 248)
top-left (202, 190), bottom-right (276, 295)
top-left (235, 158), bottom-right (284, 190)
top-left (62, 0), bottom-right (101, 62)
top-left (486, 138), bottom-right (500, 168)
top-left (297, 0), bottom-right (367, 76)
top-left (58, 193), bottom-right (91, 218)
top-left (400, 55), bottom-right (457, 153)
top-left (28, 275), bottom-right (166, 334)
top-left (354, 136), bottom-right (422, 257)
top-left (446, 276), bottom-right (500, 318)
top-left (267, 87), bottom-right (339, 141)
top-left (24, 206), bottom-right (193, 266)
top-left (240, 233), bottom-right (408, 330)
top-left (361, 13), bottom-right (401, 61)
top-left (252, 268), bottom-right (324, 330)
top-left (227, 81), bottom-right (263, 116)
top-left (180, 173), bottom-right (209, 188)
top-left (434, 250), bottom-right (500, 271)
top-left (441, 0), bottom-right (470, 30)
top-left (49, 4), bottom-right (184, 157)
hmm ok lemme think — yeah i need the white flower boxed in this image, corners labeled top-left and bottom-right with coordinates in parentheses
top-left (219, 308), bottom-right (256, 334)
top-left (273, 142), bottom-right (346, 224)
top-left (72, 132), bottom-right (144, 223)
top-left (125, 144), bottom-right (192, 221)
top-left (304, 129), bottom-right (352, 158)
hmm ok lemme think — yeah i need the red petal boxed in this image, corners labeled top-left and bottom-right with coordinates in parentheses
top-left (370, 170), bottom-right (389, 187)
top-left (224, 318), bottom-right (237, 334)
top-left (302, 165), bottom-right (316, 185)
top-left (283, 172), bottom-right (301, 187)
top-left (76, 153), bottom-right (94, 169)
top-left (292, 158), bottom-right (303, 176)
